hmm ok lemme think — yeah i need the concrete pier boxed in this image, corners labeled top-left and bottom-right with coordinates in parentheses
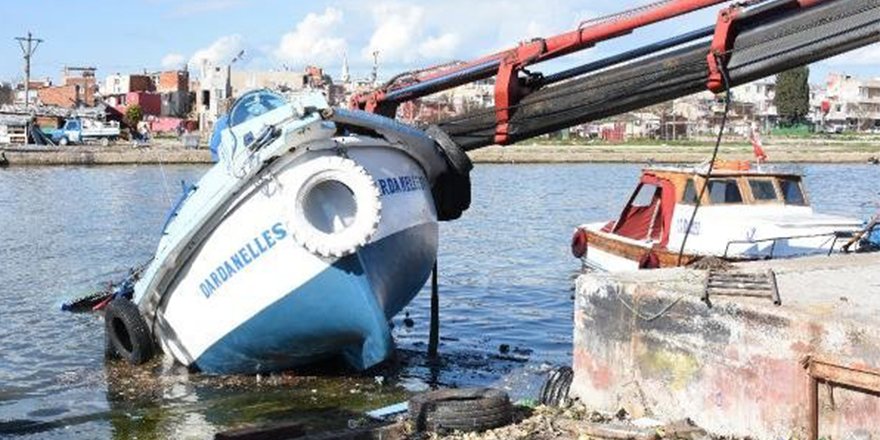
top-left (0, 145), bottom-right (212, 165)
top-left (572, 253), bottom-right (880, 439)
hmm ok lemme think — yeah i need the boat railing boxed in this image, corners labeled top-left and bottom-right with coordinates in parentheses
top-left (722, 230), bottom-right (859, 260)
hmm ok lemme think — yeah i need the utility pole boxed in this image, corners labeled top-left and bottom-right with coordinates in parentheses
top-left (15, 32), bottom-right (44, 108)
top-left (371, 51), bottom-right (379, 85)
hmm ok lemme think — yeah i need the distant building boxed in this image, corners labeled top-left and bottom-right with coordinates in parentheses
top-left (731, 77), bottom-right (777, 130)
top-left (153, 70), bottom-right (189, 94)
top-left (102, 70), bottom-right (191, 118)
top-left (103, 73), bottom-right (153, 95)
top-left (195, 60), bottom-right (233, 132)
top-left (818, 73), bottom-right (880, 132)
top-left (230, 70), bottom-right (307, 96)
top-left (32, 66), bottom-right (98, 108)
top-left (152, 70), bottom-right (191, 118)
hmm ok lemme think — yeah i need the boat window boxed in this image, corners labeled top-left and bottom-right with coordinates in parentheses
top-left (780, 177), bottom-right (806, 205)
top-left (681, 179), bottom-right (699, 204)
top-left (632, 184), bottom-right (659, 207)
top-left (708, 179), bottom-right (743, 204)
top-left (229, 90), bottom-right (286, 127)
top-left (748, 179), bottom-right (778, 201)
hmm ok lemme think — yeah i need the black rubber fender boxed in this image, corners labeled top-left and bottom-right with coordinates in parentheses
top-left (104, 299), bottom-right (153, 365)
top-left (426, 125), bottom-right (473, 177)
top-left (431, 172), bottom-right (471, 222)
top-left (409, 388), bottom-right (512, 433)
top-left (425, 125), bottom-right (472, 222)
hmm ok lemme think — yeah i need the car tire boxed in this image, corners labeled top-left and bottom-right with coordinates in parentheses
top-left (409, 388), bottom-right (512, 433)
top-left (104, 299), bottom-right (153, 365)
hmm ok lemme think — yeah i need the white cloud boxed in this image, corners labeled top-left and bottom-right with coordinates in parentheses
top-left (418, 33), bottom-right (460, 59)
top-left (362, 3), bottom-right (426, 63)
top-left (274, 8), bottom-right (346, 65)
top-left (161, 53), bottom-right (186, 69)
top-left (823, 43), bottom-right (880, 67)
top-left (163, 0), bottom-right (714, 80)
top-left (190, 34), bottom-right (245, 68)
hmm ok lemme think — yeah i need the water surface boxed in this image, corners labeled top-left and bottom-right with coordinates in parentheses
top-left (0, 163), bottom-right (877, 438)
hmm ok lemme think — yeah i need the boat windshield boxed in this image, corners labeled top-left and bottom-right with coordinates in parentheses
top-left (780, 177), bottom-right (806, 205)
top-left (708, 179), bottom-right (743, 204)
top-left (229, 90), bottom-right (287, 127)
top-left (748, 179), bottom-right (778, 201)
top-left (682, 179), bottom-right (698, 204)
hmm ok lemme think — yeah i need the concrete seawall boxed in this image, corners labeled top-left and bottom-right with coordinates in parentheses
top-left (3, 142), bottom-right (879, 166)
top-left (0, 145), bottom-right (212, 166)
top-left (468, 144), bottom-right (880, 164)
top-left (572, 253), bottom-right (880, 439)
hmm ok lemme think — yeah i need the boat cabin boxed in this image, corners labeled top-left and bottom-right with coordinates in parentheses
top-left (576, 161), bottom-right (862, 271)
top-left (608, 163), bottom-right (811, 247)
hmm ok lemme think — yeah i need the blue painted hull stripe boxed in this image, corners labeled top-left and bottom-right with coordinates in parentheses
top-left (191, 223), bottom-right (436, 374)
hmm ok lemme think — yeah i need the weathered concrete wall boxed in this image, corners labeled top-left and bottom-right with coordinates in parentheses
top-left (572, 254), bottom-right (880, 439)
top-left (1, 145), bottom-right (212, 165)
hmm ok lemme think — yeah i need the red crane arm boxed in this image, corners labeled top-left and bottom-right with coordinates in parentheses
top-left (351, 0), bottom-right (732, 117)
top-left (352, 0), bottom-right (830, 145)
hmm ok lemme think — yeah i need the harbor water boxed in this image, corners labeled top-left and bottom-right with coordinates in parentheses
top-left (0, 163), bottom-right (878, 438)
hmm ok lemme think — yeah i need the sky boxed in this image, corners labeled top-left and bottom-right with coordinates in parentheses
top-left (1, 0), bottom-right (878, 85)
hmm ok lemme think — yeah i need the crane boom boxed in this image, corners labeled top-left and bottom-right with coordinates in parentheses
top-left (350, 0), bottom-right (879, 151)
top-left (350, 0), bottom-right (733, 120)
top-left (435, 0), bottom-right (879, 150)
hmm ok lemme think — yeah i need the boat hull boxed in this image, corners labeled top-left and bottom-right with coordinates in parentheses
top-left (580, 226), bottom-right (699, 272)
top-left (153, 147), bottom-right (438, 374)
top-left (192, 222), bottom-right (437, 373)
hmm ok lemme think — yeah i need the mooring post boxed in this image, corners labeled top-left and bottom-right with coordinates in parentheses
top-left (428, 260), bottom-right (439, 358)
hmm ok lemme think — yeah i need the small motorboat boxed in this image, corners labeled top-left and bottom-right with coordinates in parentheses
top-left (101, 90), bottom-right (471, 374)
top-left (571, 160), bottom-right (870, 272)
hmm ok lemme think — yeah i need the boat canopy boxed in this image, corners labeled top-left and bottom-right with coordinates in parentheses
top-left (608, 173), bottom-right (676, 248)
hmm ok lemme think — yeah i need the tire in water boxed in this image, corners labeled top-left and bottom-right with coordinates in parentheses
top-left (104, 299), bottom-right (153, 365)
top-left (409, 388), bottom-right (512, 433)
top-left (539, 366), bottom-right (574, 407)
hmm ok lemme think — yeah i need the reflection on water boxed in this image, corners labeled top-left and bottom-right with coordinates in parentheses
top-left (0, 163), bottom-right (877, 437)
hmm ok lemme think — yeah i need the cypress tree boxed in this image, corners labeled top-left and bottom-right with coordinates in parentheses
top-left (774, 66), bottom-right (810, 125)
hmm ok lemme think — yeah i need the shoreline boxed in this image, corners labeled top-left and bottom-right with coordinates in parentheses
top-left (2, 141), bottom-right (879, 166)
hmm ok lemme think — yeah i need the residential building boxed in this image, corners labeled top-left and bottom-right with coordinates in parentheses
top-left (731, 77), bottom-right (777, 130)
top-left (195, 60), bottom-right (233, 132)
top-left (32, 66), bottom-right (98, 108)
top-left (153, 70), bottom-right (191, 118)
top-left (103, 73), bottom-right (153, 95)
top-left (230, 70), bottom-right (307, 97)
top-left (820, 73), bottom-right (880, 131)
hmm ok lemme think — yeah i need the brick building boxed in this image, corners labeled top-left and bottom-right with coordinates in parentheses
top-left (33, 67), bottom-right (97, 108)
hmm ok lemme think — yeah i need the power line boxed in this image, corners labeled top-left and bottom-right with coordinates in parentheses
top-left (15, 31), bottom-right (44, 108)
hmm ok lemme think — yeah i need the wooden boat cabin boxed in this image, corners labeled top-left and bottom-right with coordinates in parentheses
top-left (572, 161), bottom-right (863, 272)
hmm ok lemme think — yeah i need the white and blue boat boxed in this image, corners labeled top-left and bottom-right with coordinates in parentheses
top-left (106, 90), bottom-right (470, 374)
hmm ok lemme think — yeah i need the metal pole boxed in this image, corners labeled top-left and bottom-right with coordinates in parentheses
top-left (428, 260), bottom-right (439, 358)
top-left (808, 376), bottom-right (819, 440)
top-left (15, 32), bottom-right (43, 108)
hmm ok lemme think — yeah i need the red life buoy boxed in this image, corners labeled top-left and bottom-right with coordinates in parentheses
top-left (571, 228), bottom-right (588, 258)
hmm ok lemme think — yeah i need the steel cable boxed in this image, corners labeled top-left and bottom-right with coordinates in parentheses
top-left (434, 0), bottom-right (880, 149)
top-left (676, 55), bottom-right (731, 266)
